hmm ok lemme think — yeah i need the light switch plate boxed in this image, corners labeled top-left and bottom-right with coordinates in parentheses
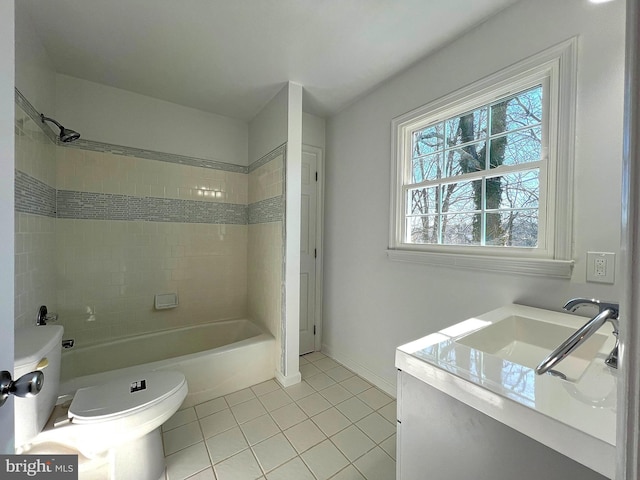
top-left (586, 252), bottom-right (615, 284)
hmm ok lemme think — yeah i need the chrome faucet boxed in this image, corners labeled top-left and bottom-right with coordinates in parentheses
top-left (36, 305), bottom-right (48, 326)
top-left (535, 298), bottom-right (620, 375)
top-left (35, 305), bottom-right (58, 326)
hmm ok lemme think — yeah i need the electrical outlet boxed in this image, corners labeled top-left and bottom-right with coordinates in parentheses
top-left (586, 252), bottom-right (615, 284)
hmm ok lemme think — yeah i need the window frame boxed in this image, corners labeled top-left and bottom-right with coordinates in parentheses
top-left (389, 39), bottom-right (577, 278)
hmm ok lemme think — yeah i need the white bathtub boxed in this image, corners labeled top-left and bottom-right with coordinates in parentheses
top-left (59, 319), bottom-right (275, 407)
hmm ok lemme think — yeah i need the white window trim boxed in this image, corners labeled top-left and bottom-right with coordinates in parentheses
top-left (388, 38), bottom-right (578, 278)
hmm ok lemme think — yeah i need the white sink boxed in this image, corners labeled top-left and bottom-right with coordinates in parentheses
top-left (396, 304), bottom-right (618, 479)
top-left (455, 314), bottom-right (609, 382)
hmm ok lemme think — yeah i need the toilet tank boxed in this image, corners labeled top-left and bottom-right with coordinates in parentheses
top-left (14, 325), bottom-right (64, 449)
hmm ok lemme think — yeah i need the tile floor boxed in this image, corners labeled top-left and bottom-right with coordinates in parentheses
top-left (162, 352), bottom-right (397, 480)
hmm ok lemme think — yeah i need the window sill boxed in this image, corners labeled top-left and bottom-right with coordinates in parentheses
top-left (386, 249), bottom-right (574, 279)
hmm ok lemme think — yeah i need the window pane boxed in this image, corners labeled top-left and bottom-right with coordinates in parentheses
top-left (441, 213), bottom-right (481, 245)
top-left (445, 107), bottom-right (488, 146)
top-left (491, 85), bottom-right (543, 135)
top-left (440, 180), bottom-right (481, 214)
top-left (485, 210), bottom-right (538, 247)
top-left (412, 151), bottom-right (441, 183)
top-left (486, 170), bottom-right (539, 210)
top-left (490, 126), bottom-right (542, 168)
top-left (407, 216), bottom-right (438, 244)
top-left (485, 212), bottom-right (503, 245)
top-left (443, 141), bottom-right (485, 178)
top-left (413, 123), bottom-right (445, 156)
top-left (408, 187), bottom-right (438, 215)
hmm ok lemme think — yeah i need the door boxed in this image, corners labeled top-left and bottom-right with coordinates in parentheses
top-left (0, 0), bottom-right (15, 454)
top-left (300, 146), bottom-right (321, 354)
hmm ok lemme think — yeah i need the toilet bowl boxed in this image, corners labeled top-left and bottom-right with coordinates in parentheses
top-left (14, 325), bottom-right (188, 480)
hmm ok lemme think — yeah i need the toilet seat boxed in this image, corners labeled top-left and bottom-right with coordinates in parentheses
top-left (69, 371), bottom-right (186, 424)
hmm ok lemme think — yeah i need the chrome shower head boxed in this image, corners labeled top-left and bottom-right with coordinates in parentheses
top-left (40, 113), bottom-right (81, 143)
top-left (59, 127), bottom-right (81, 143)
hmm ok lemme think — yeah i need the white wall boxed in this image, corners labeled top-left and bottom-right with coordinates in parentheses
top-left (0, 0), bottom-right (15, 453)
top-left (323, 0), bottom-right (626, 392)
top-left (249, 84), bottom-right (288, 164)
top-left (15, 3), bottom-right (56, 116)
top-left (302, 112), bottom-right (326, 149)
top-left (56, 74), bottom-right (248, 166)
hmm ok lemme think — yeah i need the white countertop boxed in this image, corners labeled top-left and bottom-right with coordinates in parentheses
top-left (395, 304), bottom-right (617, 479)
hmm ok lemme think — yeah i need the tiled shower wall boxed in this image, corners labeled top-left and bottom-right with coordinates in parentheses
top-left (248, 148), bottom-right (285, 368)
top-left (15, 90), bottom-right (285, 351)
top-left (14, 102), bottom-right (57, 329)
top-left (54, 147), bottom-right (249, 346)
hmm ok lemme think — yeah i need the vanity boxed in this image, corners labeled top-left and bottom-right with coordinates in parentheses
top-left (395, 304), bottom-right (616, 480)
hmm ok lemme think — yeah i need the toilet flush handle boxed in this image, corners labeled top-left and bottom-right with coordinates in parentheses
top-left (0, 370), bottom-right (44, 407)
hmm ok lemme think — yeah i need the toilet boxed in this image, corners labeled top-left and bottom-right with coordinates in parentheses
top-left (14, 325), bottom-right (188, 480)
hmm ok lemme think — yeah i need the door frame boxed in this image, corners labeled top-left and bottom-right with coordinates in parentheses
top-left (0, 0), bottom-right (15, 454)
top-left (619, 0), bottom-right (640, 478)
top-left (302, 144), bottom-right (324, 352)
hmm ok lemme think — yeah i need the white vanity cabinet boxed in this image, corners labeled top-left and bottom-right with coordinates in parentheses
top-left (396, 370), bottom-right (608, 480)
top-left (395, 305), bottom-right (617, 480)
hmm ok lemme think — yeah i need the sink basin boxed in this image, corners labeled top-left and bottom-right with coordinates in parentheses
top-left (456, 314), bottom-right (609, 381)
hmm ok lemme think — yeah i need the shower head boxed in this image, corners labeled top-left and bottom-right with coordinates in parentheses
top-left (40, 113), bottom-right (81, 143)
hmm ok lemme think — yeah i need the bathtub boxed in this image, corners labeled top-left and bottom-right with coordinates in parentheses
top-left (58, 319), bottom-right (276, 407)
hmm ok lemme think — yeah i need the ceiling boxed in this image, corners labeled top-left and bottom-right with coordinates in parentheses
top-left (21, 0), bottom-right (521, 121)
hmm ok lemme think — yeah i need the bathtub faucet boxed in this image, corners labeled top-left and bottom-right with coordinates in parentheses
top-left (36, 306), bottom-right (48, 326)
top-left (535, 298), bottom-right (620, 375)
top-left (36, 305), bottom-right (58, 326)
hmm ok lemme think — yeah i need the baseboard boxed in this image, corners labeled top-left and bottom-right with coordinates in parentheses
top-left (321, 343), bottom-right (396, 398)
top-left (275, 369), bottom-right (302, 388)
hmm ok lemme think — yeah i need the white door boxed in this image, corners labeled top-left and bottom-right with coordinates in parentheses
top-left (0, 0), bottom-right (15, 453)
top-left (300, 146), bottom-right (321, 354)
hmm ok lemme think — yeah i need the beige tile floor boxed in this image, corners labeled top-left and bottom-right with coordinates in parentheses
top-left (162, 352), bottom-right (397, 480)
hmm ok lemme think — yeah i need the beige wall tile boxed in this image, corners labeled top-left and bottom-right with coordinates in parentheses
top-left (15, 106), bottom-right (56, 187)
top-left (247, 222), bottom-right (283, 367)
top-left (55, 147), bottom-right (250, 205)
top-left (249, 155), bottom-right (283, 204)
top-left (14, 213), bottom-right (57, 329)
top-left (56, 220), bottom-right (248, 345)
top-left (15, 105), bottom-right (58, 330)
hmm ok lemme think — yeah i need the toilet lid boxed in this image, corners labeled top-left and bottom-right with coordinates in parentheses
top-left (69, 371), bottom-right (186, 423)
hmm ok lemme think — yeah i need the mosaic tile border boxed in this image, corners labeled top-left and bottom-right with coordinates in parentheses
top-left (248, 196), bottom-right (285, 224)
top-left (16, 168), bottom-right (283, 226)
top-left (57, 190), bottom-right (248, 224)
top-left (60, 139), bottom-right (249, 174)
top-left (15, 88), bottom-right (248, 174)
top-left (248, 143), bottom-right (287, 173)
top-left (15, 170), bottom-right (57, 217)
top-left (15, 92), bottom-right (287, 225)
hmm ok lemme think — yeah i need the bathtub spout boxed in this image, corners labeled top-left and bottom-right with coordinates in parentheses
top-left (36, 306), bottom-right (48, 326)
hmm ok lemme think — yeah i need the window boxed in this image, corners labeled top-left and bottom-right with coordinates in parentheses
top-left (408, 84), bottom-right (543, 248)
top-left (389, 40), bottom-right (577, 277)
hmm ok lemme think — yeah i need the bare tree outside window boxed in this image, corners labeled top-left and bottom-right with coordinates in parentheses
top-left (407, 85), bottom-right (542, 248)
